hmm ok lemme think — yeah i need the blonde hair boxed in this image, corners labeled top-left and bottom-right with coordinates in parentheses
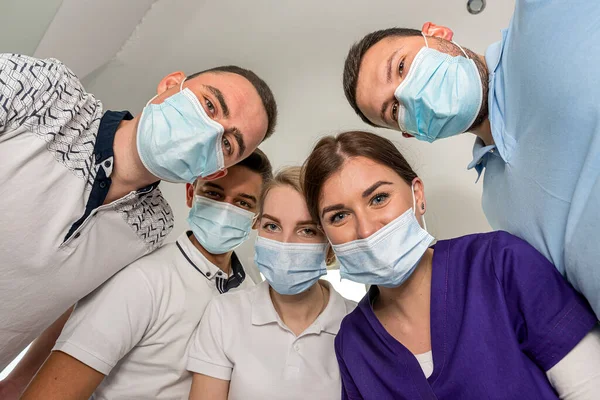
top-left (258, 166), bottom-right (335, 266)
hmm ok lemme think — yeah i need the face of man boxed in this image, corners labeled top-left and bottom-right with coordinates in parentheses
top-left (153, 71), bottom-right (269, 177)
top-left (355, 23), bottom-right (488, 135)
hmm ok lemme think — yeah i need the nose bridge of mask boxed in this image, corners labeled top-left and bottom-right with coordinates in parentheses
top-left (256, 235), bottom-right (328, 253)
top-left (194, 195), bottom-right (255, 220)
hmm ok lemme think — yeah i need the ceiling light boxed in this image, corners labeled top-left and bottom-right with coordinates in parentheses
top-left (467, 0), bottom-right (486, 15)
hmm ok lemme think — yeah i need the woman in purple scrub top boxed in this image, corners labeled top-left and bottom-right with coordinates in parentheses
top-left (302, 130), bottom-right (600, 400)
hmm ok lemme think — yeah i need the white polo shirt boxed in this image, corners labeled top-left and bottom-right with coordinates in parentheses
top-left (53, 231), bottom-right (253, 400)
top-left (0, 53), bottom-right (173, 370)
top-left (187, 280), bottom-right (356, 400)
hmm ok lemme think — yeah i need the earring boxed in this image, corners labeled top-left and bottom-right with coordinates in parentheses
top-left (421, 203), bottom-right (425, 210)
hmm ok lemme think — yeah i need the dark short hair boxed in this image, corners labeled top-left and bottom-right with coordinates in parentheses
top-left (188, 66), bottom-right (278, 140)
top-left (343, 28), bottom-right (422, 126)
top-left (303, 130), bottom-right (417, 222)
top-left (235, 147), bottom-right (273, 183)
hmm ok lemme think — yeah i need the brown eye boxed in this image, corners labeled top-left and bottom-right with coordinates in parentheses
top-left (398, 60), bottom-right (405, 77)
top-left (392, 102), bottom-right (399, 122)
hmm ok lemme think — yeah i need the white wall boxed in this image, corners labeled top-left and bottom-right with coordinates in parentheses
top-left (82, 0), bottom-right (515, 278)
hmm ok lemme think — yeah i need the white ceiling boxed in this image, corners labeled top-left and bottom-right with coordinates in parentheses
top-left (2, 0), bottom-right (517, 280)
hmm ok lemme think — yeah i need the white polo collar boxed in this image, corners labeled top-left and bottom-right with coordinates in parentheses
top-left (251, 280), bottom-right (347, 335)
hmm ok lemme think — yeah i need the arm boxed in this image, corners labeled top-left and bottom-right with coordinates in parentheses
top-left (491, 232), bottom-right (598, 376)
top-left (186, 299), bottom-right (234, 398)
top-left (0, 307), bottom-right (73, 399)
top-left (546, 325), bottom-right (600, 400)
top-left (21, 351), bottom-right (104, 400)
top-left (189, 374), bottom-right (229, 400)
top-left (335, 334), bottom-right (363, 400)
top-left (21, 266), bottom-right (156, 400)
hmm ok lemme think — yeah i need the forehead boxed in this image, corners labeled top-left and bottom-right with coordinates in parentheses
top-left (320, 157), bottom-right (405, 204)
top-left (189, 72), bottom-right (269, 149)
top-left (355, 36), bottom-right (423, 125)
top-left (263, 186), bottom-right (312, 222)
top-left (200, 165), bottom-right (263, 195)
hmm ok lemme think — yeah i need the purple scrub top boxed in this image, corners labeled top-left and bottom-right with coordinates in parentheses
top-left (335, 231), bottom-right (596, 400)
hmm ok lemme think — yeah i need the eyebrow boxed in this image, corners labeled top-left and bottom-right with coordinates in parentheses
top-left (380, 99), bottom-right (390, 125)
top-left (386, 49), bottom-right (396, 84)
top-left (321, 203), bottom-right (345, 218)
top-left (227, 127), bottom-right (246, 158)
top-left (238, 193), bottom-right (257, 203)
top-left (204, 85), bottom-right (229, 117)
top-left (202, 182), bottom-right (224, 191)
top-left (261, 213), bottom-right (281, 224)
top-left (296, 220), bottom-right (318, 226)
top-left (362, 181), bottom-right (393, 198)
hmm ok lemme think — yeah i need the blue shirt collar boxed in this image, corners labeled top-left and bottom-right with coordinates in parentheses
top-left (467, 137), bottom-right (497, 182)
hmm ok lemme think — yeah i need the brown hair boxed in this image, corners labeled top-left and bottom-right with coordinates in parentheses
top-left (343, 28), bottom-right (422, 126)
top-left (303, 130), bottom-right (418, 223)
top-left (259, 166), bottom-right (336, 266)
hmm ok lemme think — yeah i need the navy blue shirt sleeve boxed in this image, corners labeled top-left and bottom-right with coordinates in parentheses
top-left (490, 231), bottom-right (597, 371)
top-left (335, 333), bottom-right (364, 400)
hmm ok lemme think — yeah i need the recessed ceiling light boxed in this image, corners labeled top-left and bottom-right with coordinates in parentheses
top-left (467, 0), bottom-right (486, 15)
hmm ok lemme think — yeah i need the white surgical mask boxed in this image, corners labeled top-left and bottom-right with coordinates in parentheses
top-left (187, 195), bottom-right (255, 254)
top-left (332, 185), bottom-right (434, 287)
top-left (394, 33), bottom-right (482, 142)
top-left (137, 78), bottom-right (225, 183)
top-left (254, 236), bottom-right (327, 295)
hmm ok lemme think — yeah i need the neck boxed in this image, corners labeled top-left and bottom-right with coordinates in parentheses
top-left (472, 118), bottom-right (494, 146)
top-left (270, 281), bottom-right (329, 336)
top-left (375, 248), bottom-right (433, 322)
top-left (189, 233), bottom-right (233, 275)
top-left (104, 116), bottom-right (160, 204)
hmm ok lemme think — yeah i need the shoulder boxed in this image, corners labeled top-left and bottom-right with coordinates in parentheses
top-left (436, 231), bottom-right (532, 259)
top-left (116, 187), bottom-right (174, 253)
top-left (210, 283), bottom-right (256, 313)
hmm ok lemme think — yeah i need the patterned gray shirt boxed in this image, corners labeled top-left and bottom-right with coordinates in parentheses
top-left (0, 53), bottom-right (173, 370)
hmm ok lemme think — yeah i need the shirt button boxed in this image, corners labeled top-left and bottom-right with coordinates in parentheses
top-left (206, 272), bottom-right (211, 277)
top-left (95, 154), bottom-right (102, 162)
top-left (99, 181), bottom-right (106, 189)
top-left (104, 160), bottom-right (112, 168)
top-left (294, 344), bottom-right (299, 351)
top-left (490, 149), bottom-right (495, 154)
top-left (74, 232), bottom-right (81, 239)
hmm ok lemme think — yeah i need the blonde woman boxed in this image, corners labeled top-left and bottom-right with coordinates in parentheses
top-left (187, 167), bottom-right (356, 400)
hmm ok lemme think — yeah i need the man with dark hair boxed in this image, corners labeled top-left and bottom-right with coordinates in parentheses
top-left (22, 149), bottom-right (273, 400)
top-left (342, 1), bottom-right (600, 319)
top-left (0, 51), bottom-right (277, 397)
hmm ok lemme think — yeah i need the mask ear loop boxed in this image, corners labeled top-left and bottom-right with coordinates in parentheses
top-left (146, 76), bottom-right (188, 107)
top-left (411, 183), bottom-right (428, 231)
top-left (452, 41), bottom-right (470, 59)
top-left (422, 31), bottom-right (469, 60)
top-left (421, 32), bottom-right (430, 48)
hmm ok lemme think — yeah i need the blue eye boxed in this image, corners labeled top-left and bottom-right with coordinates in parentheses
top-left (263, 223), bottom-right (279, 232)
top-left (329, 212), bottom-right (347, 224)
top-left (371, 193), bottom-right (389, 206)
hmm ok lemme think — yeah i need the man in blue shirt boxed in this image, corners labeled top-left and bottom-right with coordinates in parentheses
top-left (341, 1), bottom-right (600, 317)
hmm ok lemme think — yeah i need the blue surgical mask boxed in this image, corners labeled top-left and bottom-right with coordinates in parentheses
top-left (137, 78), bottom-right (225, 183)
top-left (332, 185), bottom-right (435, 288)
top-left (254, 236), bottom-right (327, 295)
top-left (187, 195), bottom-right (255, 254)
top-left (394, 34), bottom-right (482, 142)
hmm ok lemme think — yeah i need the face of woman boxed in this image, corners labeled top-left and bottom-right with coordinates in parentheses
top-left (318, 156), bottom-right (426, 245)
top-left (259, 185), bottom-right (326, 244)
